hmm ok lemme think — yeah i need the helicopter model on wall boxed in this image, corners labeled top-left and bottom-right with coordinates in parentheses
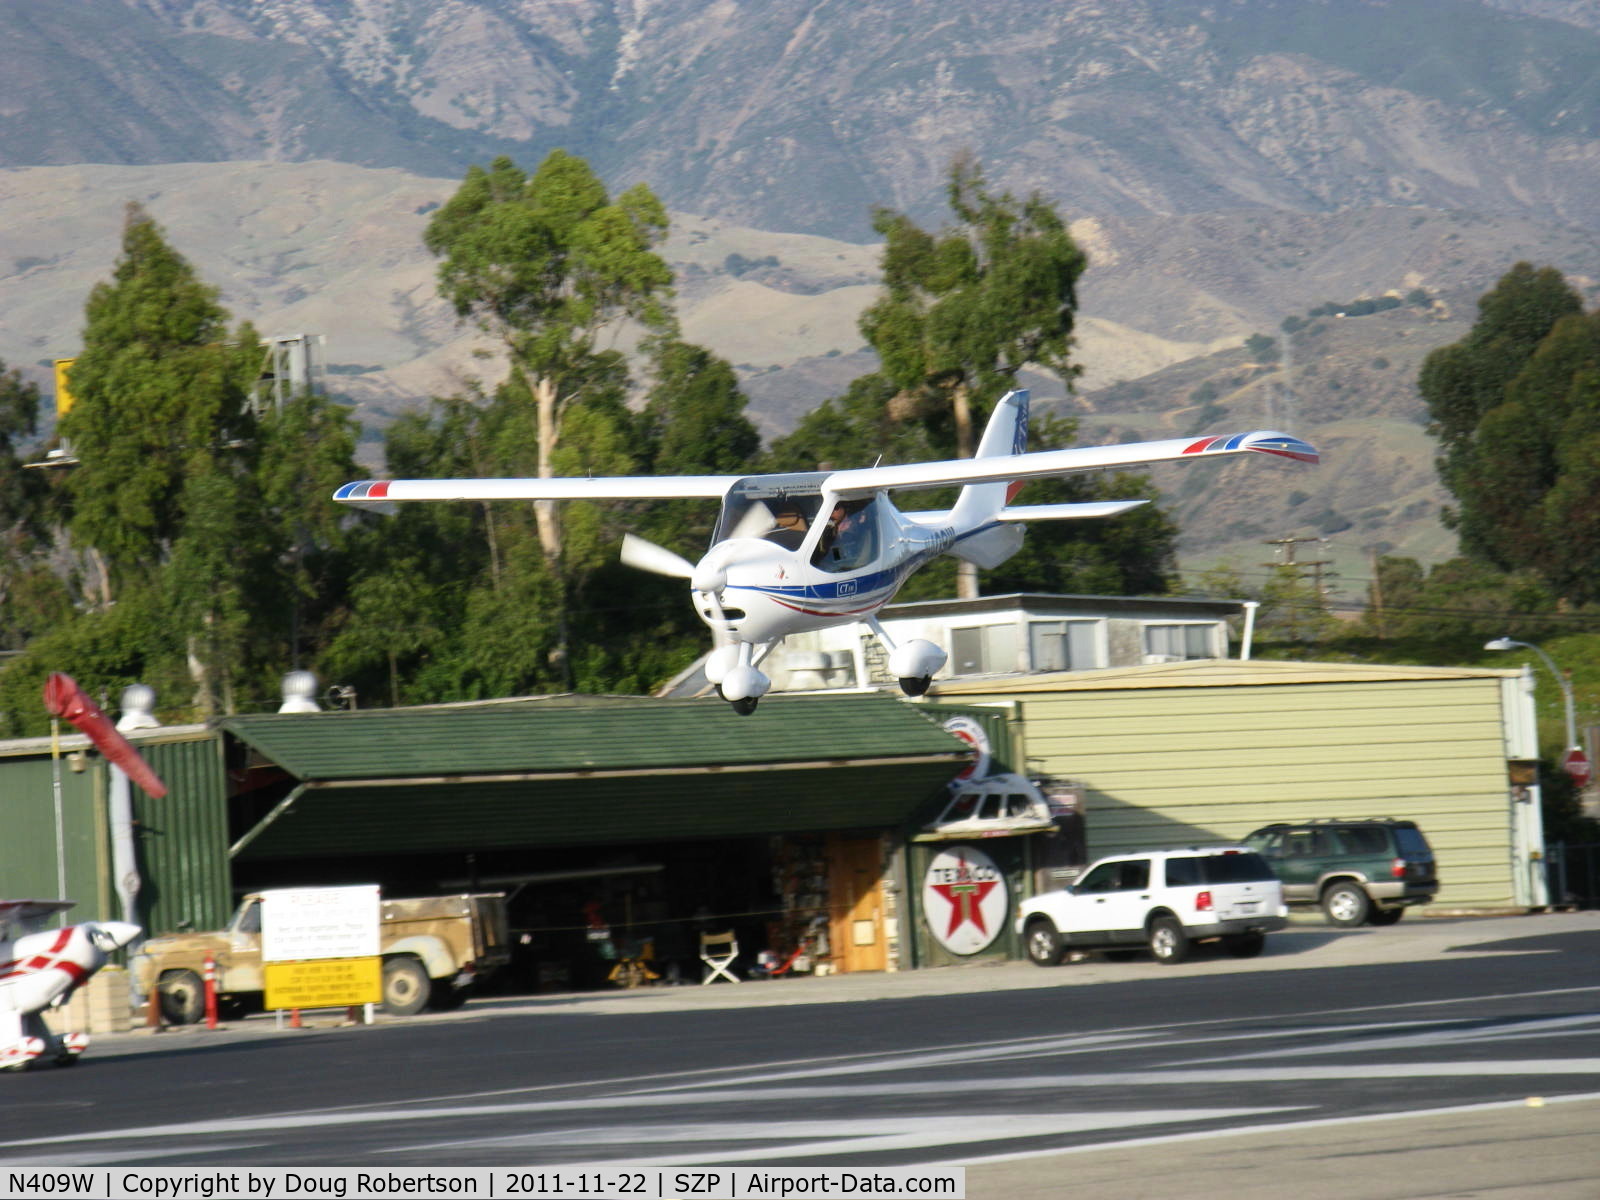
top-left (336, 389), bottom-right (1317, 713)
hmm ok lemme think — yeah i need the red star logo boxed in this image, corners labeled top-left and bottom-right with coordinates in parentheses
top-left (930, 865), bottom-right (999, 938)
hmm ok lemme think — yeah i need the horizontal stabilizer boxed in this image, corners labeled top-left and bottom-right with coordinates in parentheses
top-left (996, 500), bottom-right (1149, 521)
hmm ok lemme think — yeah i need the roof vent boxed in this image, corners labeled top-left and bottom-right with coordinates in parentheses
top-left (279, 670), bottom-right (321, 714)
top-left (117, 683), bottom-right (160, 732)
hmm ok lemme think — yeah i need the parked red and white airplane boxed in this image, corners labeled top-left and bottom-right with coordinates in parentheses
top-left (337, 389), bottom-right (1317, 713)
top-left (0, 900), bottom-right (140, 1070)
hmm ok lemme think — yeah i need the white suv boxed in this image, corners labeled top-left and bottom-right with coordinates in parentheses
top-left (1017, 846), bottom-right (1288, 965)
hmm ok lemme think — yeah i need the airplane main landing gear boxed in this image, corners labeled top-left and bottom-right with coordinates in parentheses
top-left (869, 617), bottom-right (947, 699)
top-left (731, 696), bottom-right (760, 716)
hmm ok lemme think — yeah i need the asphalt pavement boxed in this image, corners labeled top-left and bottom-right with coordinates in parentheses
top-left (70, 910), bottom-right (1600, 1198)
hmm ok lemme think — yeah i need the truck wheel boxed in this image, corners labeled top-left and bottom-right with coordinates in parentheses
top-left (1148, 916), bottom-right (1190, 964)
top-left (158, 969), bottom-right (205, 1025)
top-left (381, 956), bottom-right (430, 1016)
top-left (1322, 882), bottom-right (1371, 927)
top-left (1368, 906), bottom-right (1405, 926)
top-left (1024, 918), bottom-right (1065, 966)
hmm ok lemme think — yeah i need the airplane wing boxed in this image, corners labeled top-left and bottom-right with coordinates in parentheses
top-left (823, 431), bottom-right (1318, 498)
top-left (334, 476), bottom-right (741, 503)
top-left (0, 899), bottom-right (75, 926)
top-left (903, 500), bottom-right (1149, 525)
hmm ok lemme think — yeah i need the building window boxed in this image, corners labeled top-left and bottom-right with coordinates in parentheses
top-left (1028, 620), bottom-right (1098, 671)
top-left (950, 624), bottom-right (1019, 675)
top-left (1143, 623), bottom-right (1215, 661)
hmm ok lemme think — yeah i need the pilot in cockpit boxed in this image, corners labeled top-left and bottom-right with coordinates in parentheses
top-left (813, 499), bottom-right (873, 569)
top-left (765, 502), bottom-right (810, 550)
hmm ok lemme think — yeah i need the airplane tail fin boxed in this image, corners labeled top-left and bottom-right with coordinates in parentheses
top-left (948, 387), bottom-right (1030, 535)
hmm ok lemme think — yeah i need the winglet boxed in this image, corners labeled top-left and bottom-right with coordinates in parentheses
top-left (1184, 432), bottom-right (1319, 465)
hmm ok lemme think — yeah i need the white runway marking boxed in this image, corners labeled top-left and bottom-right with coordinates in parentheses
top-left (5, 985), bottom-right (1596, 1167)
top-left (400, 1110), bottom-right (1297, 1165)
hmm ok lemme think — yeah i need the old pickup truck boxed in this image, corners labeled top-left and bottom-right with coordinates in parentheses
top-left (132, 891), bottom-right (511, 1023)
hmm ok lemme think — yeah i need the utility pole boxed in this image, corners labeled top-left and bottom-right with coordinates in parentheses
top-left (1262, 536), bottom-right (1334, 641)
top-left (1367, 547), bottom-right (1386, 639)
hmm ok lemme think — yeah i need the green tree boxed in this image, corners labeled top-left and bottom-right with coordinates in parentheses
top-left (1192, 560), bottom-right (1338, 646)
top-left (61, 204), bottom-right (261, 595)
top-left (861, 156), bottom-right (1087, 464)
top-left (1420, 263), bottom-right (1600, 602)
top-left (771, 163), bottom-right (1175, 601)
top-left (1356, 555), bottom-right (1559, 645)
top-left (423, 151), bottom-right (675, 564)
top-left (11, 205), bottom-right (363, 723)
top-left (858, 156), bottom-right (1089, 597)
top-left (0, 361), bottom-right (70, 654)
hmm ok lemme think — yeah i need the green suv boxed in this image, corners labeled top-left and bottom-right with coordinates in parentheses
top-left (1243, 819), bottom-right (1438, 926)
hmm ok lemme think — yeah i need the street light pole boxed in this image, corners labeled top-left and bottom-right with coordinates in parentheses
top-left (1485, 636), bottom-right (1578, 750)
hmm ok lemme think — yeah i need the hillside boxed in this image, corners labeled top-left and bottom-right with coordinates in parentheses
top-left (6, 159), bottom-right (1600, 590)
top-left (6, 1), bottom-right (1600, 590)
top-left (6, 1), bottom-right (1600, 239)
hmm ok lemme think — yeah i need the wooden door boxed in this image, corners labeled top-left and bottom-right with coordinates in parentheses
top-left (826, 834), bottom-right (887, 973)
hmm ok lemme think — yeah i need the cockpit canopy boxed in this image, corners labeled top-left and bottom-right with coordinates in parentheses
top-left (712, 476), bottom-right (886, 575)
top-left (712, 473), bottom-right (827, 547)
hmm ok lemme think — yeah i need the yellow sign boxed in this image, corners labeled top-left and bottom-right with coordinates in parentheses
top-left (53, 358), bottom-right (75, 418)
top-left (263, 956), bottom-right (382, 1010)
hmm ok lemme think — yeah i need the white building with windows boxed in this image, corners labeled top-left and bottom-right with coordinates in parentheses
top-left (759, 593), bottom-right (1248, 694)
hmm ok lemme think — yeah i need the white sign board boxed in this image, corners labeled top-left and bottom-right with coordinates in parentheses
top-left (921, 846), bottom-right (1008, 956)
top-left (261, 885), bottom-right (381, 963)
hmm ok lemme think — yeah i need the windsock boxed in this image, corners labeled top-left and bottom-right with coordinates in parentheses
top-left (42, 673), bottom-right (167, 799)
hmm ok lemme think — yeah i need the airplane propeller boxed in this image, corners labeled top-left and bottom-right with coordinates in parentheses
top-left (620, 533), bottom-right (735, 625)
top-left (620, 533), bottom-right (695, 580)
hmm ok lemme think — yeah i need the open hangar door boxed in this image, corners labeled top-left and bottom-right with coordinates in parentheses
top-left (218, 695), bottom-right (968, 988)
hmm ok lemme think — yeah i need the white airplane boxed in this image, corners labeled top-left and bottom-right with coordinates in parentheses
top-left (1, 900), bottom-right (141, 1070)
top-left (336, 389), bottom-right (1317, 713)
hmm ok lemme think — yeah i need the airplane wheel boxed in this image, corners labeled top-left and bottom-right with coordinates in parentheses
top-left (731, 696), bottom-right (760, 716)
top-left (898, 676), bottom-right (931, 697)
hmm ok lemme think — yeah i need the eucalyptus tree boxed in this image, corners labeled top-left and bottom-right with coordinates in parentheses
top-left (858, 156), bottom-right (1090, 597)
top-left (423, 151), bottom-right (676, 565)
top-left (772, 160), bottom-right (1174, 601)
top-left (861, 156), bottom-right (1087, 460)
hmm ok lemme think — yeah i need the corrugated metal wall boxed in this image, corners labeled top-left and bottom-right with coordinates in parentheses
top-left (135, 737), bottom-right (232, 934)
top-left (0, 752), bottom-right (104, 915)
top-left (954, 677), bottom-right (1525, 908)
top-left (0, 732), bottom-right (231, 933)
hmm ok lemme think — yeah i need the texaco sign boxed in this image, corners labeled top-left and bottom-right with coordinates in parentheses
top-left (922, 845), bottom-right (1008, 955)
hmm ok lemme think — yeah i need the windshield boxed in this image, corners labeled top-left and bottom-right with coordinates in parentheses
top-left (713, 475), bottom-right (825, 546)
top-left (811, 497), bottom-right (880, 573)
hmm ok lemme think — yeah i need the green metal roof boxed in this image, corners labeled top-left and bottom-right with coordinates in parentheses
top-left (220, 694), bottom-right (972, 860)
top-left (220, 693), bottom-right (964, 780)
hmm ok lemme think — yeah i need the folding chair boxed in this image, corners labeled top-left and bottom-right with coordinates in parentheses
top-left (699, 929), bottom-right (740, 984)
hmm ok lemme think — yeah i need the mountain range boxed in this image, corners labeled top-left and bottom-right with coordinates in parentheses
top-left (5, 0), bottom-right (1600, 593)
